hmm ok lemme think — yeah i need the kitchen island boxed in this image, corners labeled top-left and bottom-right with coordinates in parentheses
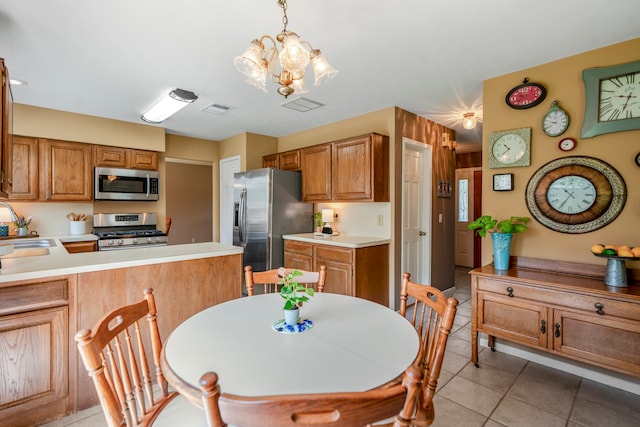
top-left (0, 236), bottom-right (243, 426)
top-left (283, 233), bottom-right (390, 306)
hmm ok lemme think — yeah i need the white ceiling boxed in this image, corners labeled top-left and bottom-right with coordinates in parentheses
top-left (2, 0), bottom-right (640, 154)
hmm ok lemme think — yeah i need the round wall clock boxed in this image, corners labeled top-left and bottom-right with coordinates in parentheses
top-left (505, 78), bottom-right (547, 109)
top-left (488, 127), bottom-right (531, 169)
top-left (525, 156), bottom-right (626, 233)
top-left (558, 137), bottom-right (576, 152)
top-left (636, 152), bottom-right (640, 167)
top-left (542, 101), bottom-right (570, 137)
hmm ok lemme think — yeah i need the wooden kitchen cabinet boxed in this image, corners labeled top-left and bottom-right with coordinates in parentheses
top-left (262, 153), bottom-right (278, 169)
top-left (300, 143), bottom-right (332, 201)
top-left (332, 133), bottom-right (389, 202)
top-left (39, 138), bottom-right (94, 201)
top-left (0, 58), bottom-right (13, 197)
top-left (9, 135), bottom-right (38, 200)
top-left (284, 239), bottom-right (389, 306)
top-left (62, 240), bottom-right (98, 253)
top-left (299, 133), bottom-right (389, 202)
top-left (0, 276), bottom-right (71, 427)
top-left (471, 257), bottom-right (640, 378)
top-left (95, 145), bottom-right (158, 170)
top-left (278, 150), bottom-right (301, 171)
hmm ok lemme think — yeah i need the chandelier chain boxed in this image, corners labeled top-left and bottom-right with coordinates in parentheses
top-left (278, 0), bottom-right (289, 33)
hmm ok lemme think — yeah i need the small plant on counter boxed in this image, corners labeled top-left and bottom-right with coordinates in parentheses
top-left (279, 269), bottom-right (314, 310)
top-left (13, 216), bottom-right (32, 228)
top-left (312, 212), bottom-right (323, 228)
top-left (467, 215), bottom-right (529, 237)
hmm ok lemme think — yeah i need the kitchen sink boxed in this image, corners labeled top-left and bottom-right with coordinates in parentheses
top-left (1, 247), bottom-right (50, 258)
top-left (5, 238), bottom-right (56, 249)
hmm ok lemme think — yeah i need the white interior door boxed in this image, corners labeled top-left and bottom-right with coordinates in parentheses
top-left (402, 138), bottom-right (432, 285)
top-left (219, 156), bottom-right (240, 245)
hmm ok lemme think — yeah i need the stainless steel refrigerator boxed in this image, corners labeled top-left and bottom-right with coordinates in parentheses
top-left (233, 168), bottom-right (312, 275)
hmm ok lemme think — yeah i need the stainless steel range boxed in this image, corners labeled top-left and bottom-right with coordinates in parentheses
top-left (93, 213), bottom-right (168, 251)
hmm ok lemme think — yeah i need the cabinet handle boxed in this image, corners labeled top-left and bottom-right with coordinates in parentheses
top-left (594, 302), bottom-right (605, 315)
top-left (554, 323), bottom-right (561, 338)
top-left (540, 319), bottom-right (546, 334)
top-left (506, 287), bottom-right (514, 297)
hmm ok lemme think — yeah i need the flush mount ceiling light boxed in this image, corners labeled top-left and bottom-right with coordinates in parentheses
top-left (234, 0), bottom-right (338, 98)
top-left (462, 112), bottom-right (478, 130)
top-left (141, 89), bottom-right (198, 123)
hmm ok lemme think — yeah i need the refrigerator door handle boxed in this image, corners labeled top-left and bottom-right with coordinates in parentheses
top-left (239, 188), bottom-right (248, 246)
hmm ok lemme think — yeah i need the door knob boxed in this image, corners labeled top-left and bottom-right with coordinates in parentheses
top-left (418, 231), bottom-right (426, 236)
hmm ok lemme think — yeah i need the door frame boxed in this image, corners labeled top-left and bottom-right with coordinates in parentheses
top-left (219, 155), bottom-right (240, 245)
top-left (401, 137), bottom-right (432, 285)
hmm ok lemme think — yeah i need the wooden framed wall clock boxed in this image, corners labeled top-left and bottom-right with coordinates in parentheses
top-left (525, 156), bottom-right (626, 233)
top-left (581, 59), bottom-right (640, 138)
top-left (488, 127), bottom-right (531, 169)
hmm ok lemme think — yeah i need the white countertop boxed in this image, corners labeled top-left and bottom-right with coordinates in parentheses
top-left (0, 235), bottom-right (243, 283)
top-left (283, 233), bottom-right (390, 248)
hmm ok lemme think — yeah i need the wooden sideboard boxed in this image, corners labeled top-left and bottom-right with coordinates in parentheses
top-left (471, 257), bottom-right (640, 378)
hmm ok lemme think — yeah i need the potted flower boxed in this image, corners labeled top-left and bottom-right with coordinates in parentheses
top-left (468, 215), bottom-right (529, 270)
top-left (13, 215), bottom-right (32, 237)
top-left (279, 269), bottom-right (314, 325)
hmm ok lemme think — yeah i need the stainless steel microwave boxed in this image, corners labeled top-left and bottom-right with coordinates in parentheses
top-left (94, 167), bottom-right (160, 201)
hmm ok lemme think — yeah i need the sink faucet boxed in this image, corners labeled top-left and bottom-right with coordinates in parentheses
top-left (0, 201), bottom-right (19, 223)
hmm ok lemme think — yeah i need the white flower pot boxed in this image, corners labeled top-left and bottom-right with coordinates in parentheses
top-left (284, 307), bottom-right (300, 326)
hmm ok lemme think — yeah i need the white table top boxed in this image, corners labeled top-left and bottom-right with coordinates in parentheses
top-left (162, 293), bottom-right (419, 398)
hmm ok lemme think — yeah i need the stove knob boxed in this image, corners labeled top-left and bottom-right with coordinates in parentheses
top-left (117, 239), bottom-right (124, 246)
top-left (132, 238), bottom-right (138, 244)
top-left (107, 239), bottom-right (114, 246)
top-left (147, 237), bottom-right (152, 243)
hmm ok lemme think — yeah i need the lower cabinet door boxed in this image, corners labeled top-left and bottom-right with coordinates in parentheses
top-left (315, 258), bottom-right (353, 296)
top-left (0, 306), bottom-right (68, 426)
top-left (552, 309), bottom-right (640, 377)
top-left (478, 292), bottom-right (549, 348)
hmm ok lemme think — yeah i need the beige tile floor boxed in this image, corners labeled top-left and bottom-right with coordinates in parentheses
top-left (42, 267), bottom-right (640, 427)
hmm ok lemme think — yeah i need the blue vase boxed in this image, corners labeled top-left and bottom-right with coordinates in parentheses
top-left (491, 233), bottom-right (512, 270)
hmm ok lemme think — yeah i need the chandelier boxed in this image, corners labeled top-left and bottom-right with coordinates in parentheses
top-left (234, 0), bottom-right (338, 98)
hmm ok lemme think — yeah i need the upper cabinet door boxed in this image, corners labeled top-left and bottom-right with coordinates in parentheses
top-left (9, 135), bottom-right (38, 200)
top-left (278, 150), bottom-right (301, 171)
top-left (332, 133), bottom-right (389, 202)
top-left (39, 139), bottom-right (94, 201)
top-left (301, 144), bottom-right (332, 202)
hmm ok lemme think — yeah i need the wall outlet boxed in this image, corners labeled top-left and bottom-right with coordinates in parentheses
top-left (377, 214), bottom-right (384, 226)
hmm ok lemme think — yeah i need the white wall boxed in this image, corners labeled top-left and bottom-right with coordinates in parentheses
top-left (316, 202), bottom-right (391, 238)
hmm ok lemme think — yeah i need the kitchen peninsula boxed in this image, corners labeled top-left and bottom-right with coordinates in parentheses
top-left (0, 236), bottom-right (242, 426)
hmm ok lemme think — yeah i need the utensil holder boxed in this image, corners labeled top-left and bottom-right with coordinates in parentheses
top-left (70, 221), bottom-right (86, 235)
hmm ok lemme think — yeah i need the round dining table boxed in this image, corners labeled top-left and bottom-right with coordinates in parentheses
top-left (161, 292), bottom-right (420, 404)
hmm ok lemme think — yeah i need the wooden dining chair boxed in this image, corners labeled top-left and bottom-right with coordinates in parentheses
top-left (198, 362), bottom-right (424, 427)
top-left (75, 288), bottom-right (206, 427)
top-left (398, 272), bottom-right (458, 426)
top-left (244, 265), bottom-right (327, 296)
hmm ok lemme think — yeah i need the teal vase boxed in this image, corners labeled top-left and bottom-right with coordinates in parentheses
top-left (491, 233), bottom-right (512, 270)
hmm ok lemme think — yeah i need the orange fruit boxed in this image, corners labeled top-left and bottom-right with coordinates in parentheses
top-left (604, 244), bottom-right (617, 250)
top-left (618, 249), bottom-right (633, 257)
top-left (632, 247), bottom-right (640, 257)
top-left (591, 244), bottom-right (604, 254)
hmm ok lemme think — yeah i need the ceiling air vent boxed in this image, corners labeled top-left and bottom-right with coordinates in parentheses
top-left (201, 103), bottom-right (232, 115)
top-left (280, 97), bottom-right (324, 112)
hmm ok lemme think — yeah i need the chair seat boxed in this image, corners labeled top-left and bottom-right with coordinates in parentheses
top-left (153, 394), bottom-right (207, 427)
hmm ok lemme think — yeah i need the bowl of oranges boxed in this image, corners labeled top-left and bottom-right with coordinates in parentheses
top-left (591, 244), bottom-right (640, 259)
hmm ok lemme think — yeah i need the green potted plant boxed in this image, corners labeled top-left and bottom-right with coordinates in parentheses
top-left (312, 212), bottom-right (323, 233)
top-left (468, 215), bottom-right (529, 270)
top-left (279, 269), bottom-right (314, 325)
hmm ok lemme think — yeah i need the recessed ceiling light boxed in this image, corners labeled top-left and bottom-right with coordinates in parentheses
top-left (10, 78), bottom-right (28, 86)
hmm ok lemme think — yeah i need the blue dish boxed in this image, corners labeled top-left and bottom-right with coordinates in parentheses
top-left (272, 318), bottom-right (313, 334)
